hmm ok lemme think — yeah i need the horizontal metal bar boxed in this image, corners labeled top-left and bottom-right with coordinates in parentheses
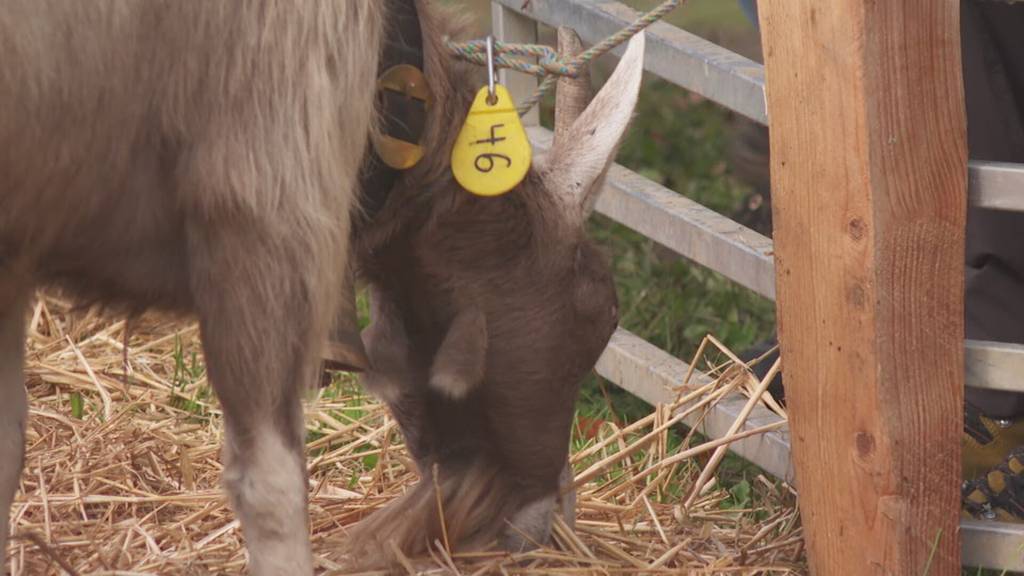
top-left (965, 339), bottom-right (1024, 392)
top-left (594, 327), bottom-right (793, 483)
top-left (529, 127), bottom-right (776, 299)
top-left (493, 0), bottom-right (768, 124)
top-left (962, 519), bottom-right (1024, 571)
top-left (969, 160), bottom-right (1024, 213)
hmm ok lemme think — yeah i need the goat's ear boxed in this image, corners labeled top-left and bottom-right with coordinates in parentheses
top-left (429, 307), bottom-right (487, 400)
top-left (544, 31), bottom-right (645, 221)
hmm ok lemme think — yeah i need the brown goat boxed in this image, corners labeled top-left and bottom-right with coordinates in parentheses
top-left (0, 0), bottom-right (645, 573)
top-left (347, 23), bottom-right (646, 565)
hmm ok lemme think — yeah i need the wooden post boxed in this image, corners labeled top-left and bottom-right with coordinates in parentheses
top-left (757, 1), bottom-right (967, 574)
top-left (491, 3), bottom-right (539, 126)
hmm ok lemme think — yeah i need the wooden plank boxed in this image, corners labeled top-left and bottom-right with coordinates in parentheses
top-left (491, 3), bottom-right (540, 126)
top-left (594, 327), bottom-right (793, 481)
top-left (528, 127), bottom-right (776, 298)
top-left (758, 0), bottom-right (967, 573)
top-left (492, 0), bottom-right (767, 124)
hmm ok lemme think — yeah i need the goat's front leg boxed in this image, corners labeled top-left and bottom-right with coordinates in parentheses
top-left (0, 280), bottom-right (30, 568)
top-left (188, 221), bottom-right (343, 576)
top-left (360, 288), bottom-right (436, 468)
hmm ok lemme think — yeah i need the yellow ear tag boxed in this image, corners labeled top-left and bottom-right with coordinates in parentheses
top-left (451, 85), bottom-right (532, 197)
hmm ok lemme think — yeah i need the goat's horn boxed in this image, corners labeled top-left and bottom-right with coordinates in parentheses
top-left (554, 27), bottom-right (591, 145)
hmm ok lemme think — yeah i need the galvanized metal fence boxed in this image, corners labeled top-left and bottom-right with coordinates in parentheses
top-left (490, 0), bottom-right (1024, 570)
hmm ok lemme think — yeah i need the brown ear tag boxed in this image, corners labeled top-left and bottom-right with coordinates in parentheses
top-left (373, 64), bottom-right (432, 170)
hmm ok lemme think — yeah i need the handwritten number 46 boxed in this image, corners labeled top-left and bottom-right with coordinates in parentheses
top-left (472, 124), bottom-right (512, 173)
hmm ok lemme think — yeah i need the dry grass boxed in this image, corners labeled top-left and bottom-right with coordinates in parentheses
top-left (6, 293), bottom-right (805, 575)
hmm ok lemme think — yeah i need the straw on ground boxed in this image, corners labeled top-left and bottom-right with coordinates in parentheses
top-left (6, 293), bottom-right (805, 575)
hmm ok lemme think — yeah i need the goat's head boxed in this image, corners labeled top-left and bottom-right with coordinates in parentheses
top-left (354, 29), bottom-right (645, 473)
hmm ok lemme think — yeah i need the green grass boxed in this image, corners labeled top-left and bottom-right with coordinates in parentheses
top-left (69, 391), bottom-right (84, 420)
top-left (458, 0), bottom-right (754, 38)
top-left (169, 334), bottom-right (212, 420)
top-left (630, 0), bottom-right (752, 41)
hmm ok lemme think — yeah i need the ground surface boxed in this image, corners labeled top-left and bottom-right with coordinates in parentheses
top-left (6, 296), bottom-right (803, 574)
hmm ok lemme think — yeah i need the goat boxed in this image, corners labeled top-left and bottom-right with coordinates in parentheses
top-left (0, 0), bottom-right (645, 572)
top-left (347, 22), bottom-right (646, 566)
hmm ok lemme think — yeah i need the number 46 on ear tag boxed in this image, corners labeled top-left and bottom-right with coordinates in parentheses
top-left (451, 84), bottom-right (532, 197)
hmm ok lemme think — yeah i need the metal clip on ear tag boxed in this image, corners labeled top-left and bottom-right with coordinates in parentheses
top-left (451, 36), bottom-right (532, 197)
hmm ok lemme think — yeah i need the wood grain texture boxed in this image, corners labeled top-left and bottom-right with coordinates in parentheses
top-left (757, 0), bottom-right (966, 574)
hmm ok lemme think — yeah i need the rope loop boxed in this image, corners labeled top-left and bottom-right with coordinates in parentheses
top-left (444, 0), bottom-right (684, 115)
